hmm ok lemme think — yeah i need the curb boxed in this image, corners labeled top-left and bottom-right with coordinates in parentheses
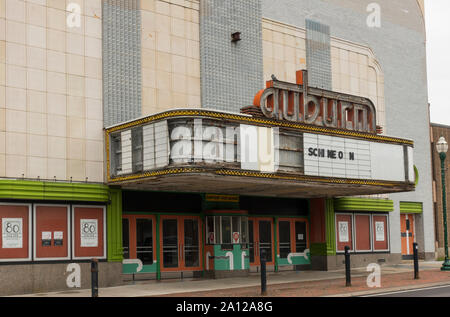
top-left (326, 281), bottom-right (450, 297)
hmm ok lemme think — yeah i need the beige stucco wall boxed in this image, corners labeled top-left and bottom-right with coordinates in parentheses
top-left (0, 0), bottom-right (103, 182)
top-left (141, 0), bottom-right (200, 116)
top-left (262, 19), bottom-right (386, 132)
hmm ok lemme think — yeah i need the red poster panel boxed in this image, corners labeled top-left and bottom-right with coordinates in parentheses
top-left (355, 215), bottom-right (371, 252)
top-left (336, 214), bottom-right (353, 252)
top-left (373, 215), bottom-right (389, 251)
top-left (73, 206), bottom-right (105, 259)
top-left (0, 204), bottom-right (31, 261)
top-left (35, 205), bottom-right (70, 260)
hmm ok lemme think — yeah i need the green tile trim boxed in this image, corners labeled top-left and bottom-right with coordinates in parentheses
top-left (400, 201), bottom-right (423, 214)
top-left (213, 244), bottom-right (249, 271)
top-left (277, 251), bottom-right (311, 265)
top-left (107, 189), bottom-right (123, 262)
top-left (123, 263), bottom-right (157, 274)
top-left (0, 180), bottom-right (109, 202)
top-left (334, 197), bottom-right (394, 212)
top-left (325, 199), bottom-right (336, 256)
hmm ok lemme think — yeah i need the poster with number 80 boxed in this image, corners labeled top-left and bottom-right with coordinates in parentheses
top-left (80, 219), bottom-right (98, 248)
top-left (2, 218), bottom-right (23, 249)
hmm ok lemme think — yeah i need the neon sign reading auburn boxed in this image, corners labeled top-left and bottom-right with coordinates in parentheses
top-left (253, 70), bottom-right (377, 134)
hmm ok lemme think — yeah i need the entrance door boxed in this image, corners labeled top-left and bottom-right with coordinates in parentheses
top-left (278, 218), bottom-right (309, 265)
top-left (160, 216), bottom-right (202, 271)
top-left (401, 214), bottom-right (415, 256)
top-left (248, 218), bottom-right (274, 267)
top-left (122, 215), bottom-right (156, 264)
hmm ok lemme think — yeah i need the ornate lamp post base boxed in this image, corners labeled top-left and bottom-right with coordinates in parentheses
top-left (441, 259), bottom-right (450, 271)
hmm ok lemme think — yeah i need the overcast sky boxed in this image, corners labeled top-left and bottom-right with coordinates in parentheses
top-left (426, 0), bottom-right (450, 126)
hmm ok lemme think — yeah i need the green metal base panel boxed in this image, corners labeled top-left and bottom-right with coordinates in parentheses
top-left (213, 244), bottom-right (250, 271)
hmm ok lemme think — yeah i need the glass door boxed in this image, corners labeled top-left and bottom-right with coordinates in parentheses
top-left (136, 218), bottom-right (154, 265)
top-left (278, 220), bottom-right (291, 258)
top-left (160, 216), bottom-right (202, 271)
top-left (248, 220), bottom-right (255, 264)
top-left (248, 217), bottom-right (274, 266)
top-left (295, 220), bottom-right (307, 253)
top-left (183, 218), bottom-right (200, 268)
top-left (161, 218), bottom-right (179, 270)
top-left (259, 220), bottom-right (273, 263)
top-left (121, 215), bottom-right (156, 267)
top-left (277, 218), bottom-right (309, 264)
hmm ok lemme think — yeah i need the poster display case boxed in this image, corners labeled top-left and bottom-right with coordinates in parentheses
top-left (373, 215), bottom-right (390, 252)
top-left (336, 213), bottom-right (390, 253)
top-left (336, 214), bottom-right (353, 252)
top-left (34, 205), bottom-right (70, 261)
top-left (72, 206), bottom-right (106, 259)
top-left (0, 204), bottom-right (32, 262)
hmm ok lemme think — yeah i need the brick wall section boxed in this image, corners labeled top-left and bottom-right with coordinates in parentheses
top-left (431, 123), bottom-right (450, 250)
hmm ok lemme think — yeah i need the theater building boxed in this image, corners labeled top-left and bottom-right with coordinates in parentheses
top-left (0, 0), bottom-right (433, 294)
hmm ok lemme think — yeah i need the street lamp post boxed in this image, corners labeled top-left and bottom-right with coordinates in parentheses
top-left (437, 136), bottom-right (450, 271)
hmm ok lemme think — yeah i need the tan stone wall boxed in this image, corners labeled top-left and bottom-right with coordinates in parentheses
top-left (262, 19), bottom-right (386, 132)
top-left (0, 0), bottom-right (103, 182)
top-left (141, 0), bottom-right (200, 116)
top-left (0, 261), bottom-right (123, 296)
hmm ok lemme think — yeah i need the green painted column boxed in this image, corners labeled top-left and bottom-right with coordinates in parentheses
top-left (325, 199), bottom-right (336, 256)
top-left (107, 188), bottom-right (123, 262)
top-left (156, 214), bottom-right (161, 280)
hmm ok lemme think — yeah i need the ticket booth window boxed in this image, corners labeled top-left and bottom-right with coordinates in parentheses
top-left (221, 217), bottom-right (232, 244)
top-left (232, 217), bottom-right (240, 239)
top-left (241, 217), bottom-right (248, 246)
top-left (214, 217), bottom-right (221, 244)
top-left (205, 215), bottom-right (249, 246)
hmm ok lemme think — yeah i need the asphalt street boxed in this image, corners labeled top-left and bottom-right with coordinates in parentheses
top-left (362, 285), bottom-right (450, 297)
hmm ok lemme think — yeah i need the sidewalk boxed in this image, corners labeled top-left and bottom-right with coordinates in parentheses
top-left (10, 261), bottom-right (450, 297)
